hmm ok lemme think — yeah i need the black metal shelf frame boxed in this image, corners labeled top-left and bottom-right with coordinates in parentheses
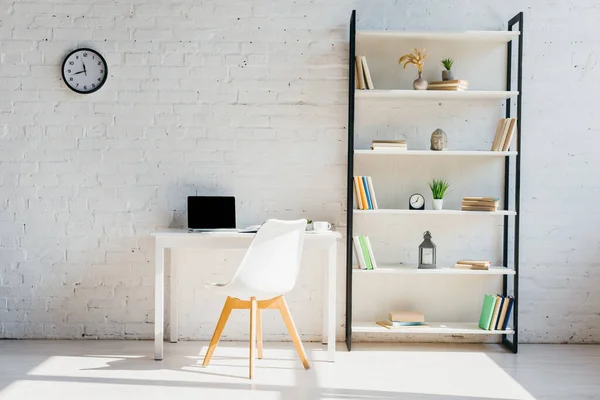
top-left (344, 10), bottom-right (523, 353)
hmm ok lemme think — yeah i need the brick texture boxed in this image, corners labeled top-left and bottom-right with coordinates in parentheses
top-left (0, 0), bottom-right (599, 343)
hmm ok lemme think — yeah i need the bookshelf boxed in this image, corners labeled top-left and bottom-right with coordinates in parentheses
top-left (345, 11), bottom-right (523, 353)
top-left (355, 90), bottom-right (519, 100)
top-left (355, 150), bottom-right (518, 157)
top-left (354, 209), bottom-right (516, 216)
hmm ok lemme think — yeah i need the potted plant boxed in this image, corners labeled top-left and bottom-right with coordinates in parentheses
top-left (306, 219), bottom-right (313, 231)
top-left (441, 58), bottom-right (454, 81)
top-left (399, 48), bottom-right (428, 90)
top-left (428, 179), bottom-right (450, 210)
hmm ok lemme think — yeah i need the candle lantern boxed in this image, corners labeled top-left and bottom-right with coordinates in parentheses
top-left (418, 231), bottom-right (436, 269)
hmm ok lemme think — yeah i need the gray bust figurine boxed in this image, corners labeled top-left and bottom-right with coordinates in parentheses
top-left (430, 128), bottom-right (448, 151)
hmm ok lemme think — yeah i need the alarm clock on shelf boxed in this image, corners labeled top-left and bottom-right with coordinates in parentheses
top-left (61, 48), bottom-right (108, 94)
top-left (409, 193), bottom-right (425, 210)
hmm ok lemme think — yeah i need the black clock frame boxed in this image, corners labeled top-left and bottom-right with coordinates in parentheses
top-left (61, 48), bottom-right (108, 94)
top-left (409, 193), bottom-right (425, 210)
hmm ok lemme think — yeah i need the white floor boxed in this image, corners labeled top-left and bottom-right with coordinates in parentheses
top-left (0, 341), bottom-right (599, 400)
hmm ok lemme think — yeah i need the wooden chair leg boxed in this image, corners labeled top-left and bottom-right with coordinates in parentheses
top-left (202, 297), bottom-right (233, 367)
top-left (249, 297), bottom-right (257, 379)
top-left (277, 296), bottom-right (310, 369)
top-left (256, 308), bottom-right (263, 359)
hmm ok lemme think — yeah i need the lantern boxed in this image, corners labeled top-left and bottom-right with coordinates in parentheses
top-left (418, 231), bottom-right (436, 269)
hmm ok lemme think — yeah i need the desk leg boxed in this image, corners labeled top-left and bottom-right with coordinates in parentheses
top-left (169, 249), bottom-right (178, 343)
top-left (322, 250), bottom-right (328, 346)
top-left (327, 242), bottom-right (336, 362)
top-left (154, 245), bottom-right (165, 360)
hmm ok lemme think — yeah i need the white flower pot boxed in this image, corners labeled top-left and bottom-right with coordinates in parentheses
top-left (433, 199), bottom-right (444, 210)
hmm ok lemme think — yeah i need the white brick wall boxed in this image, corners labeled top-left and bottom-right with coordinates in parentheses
top-left (0, 0), bottom-right (599, 343)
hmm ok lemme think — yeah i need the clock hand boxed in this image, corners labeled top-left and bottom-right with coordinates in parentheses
top-left (72, 70), bottom-right (86, 75)
top-left (82, 60), bottom-right (87, 76)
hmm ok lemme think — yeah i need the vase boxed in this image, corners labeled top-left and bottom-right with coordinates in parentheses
top-left (433, 199), bottom-right (444, 210)
top-left (413, 73), bottom-right (428, 90)
top-left (442, 70), bottom-right (454, 81)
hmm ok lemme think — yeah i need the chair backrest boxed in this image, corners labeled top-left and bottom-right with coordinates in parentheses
top-left (229, 219), bottom-right (307, 297)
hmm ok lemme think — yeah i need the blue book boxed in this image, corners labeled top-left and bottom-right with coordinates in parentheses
top-left (501, 296), bottom-right (515, 330)
top-left (362, 176), bottom-right (373, 209)
top-left (494, 295), bottom-right (505, 330)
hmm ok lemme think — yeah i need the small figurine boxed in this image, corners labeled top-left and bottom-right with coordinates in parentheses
top-left (430, 128), bottom-right (448, 151)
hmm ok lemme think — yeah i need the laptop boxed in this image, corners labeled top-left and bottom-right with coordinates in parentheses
top-left (188, 196), bottom-right (236, 232)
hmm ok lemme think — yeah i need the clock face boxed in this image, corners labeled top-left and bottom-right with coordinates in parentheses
top-left (409, 193), bottom-right (425, 210)
top-left (62, 48), bottom-right (108, 94)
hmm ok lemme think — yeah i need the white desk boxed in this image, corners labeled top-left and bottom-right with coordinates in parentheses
top-left (152, 229), bottom-right (341, 362)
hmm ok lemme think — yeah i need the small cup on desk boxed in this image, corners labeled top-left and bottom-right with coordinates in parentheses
top-left (312, 221), bottom-right (332, 232)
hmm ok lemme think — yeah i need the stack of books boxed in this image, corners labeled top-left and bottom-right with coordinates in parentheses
top-left (355, 55), bottom-right (374, 90)
top-left (371, 140), bottom-right (407, 151)
top-left (427, 80), bottom-right (469, 91)
top-left (461, 197), bottom-right (499, 212)
top-left (352, 235), bottom-right (377, 270)
top-left (353, 176), bottom-right (378, 210)
top-left (478, 294), bottom-right (515, 331)
top-left (377, 310), bottom-right (426, 329)
top-left (454, 260), bottom-right (491, 270)
top-left (491, 118), bottom-right (517, 151)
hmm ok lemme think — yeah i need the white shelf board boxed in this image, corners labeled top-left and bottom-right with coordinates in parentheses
top-left (352, 321), bottom-right (515, 335)
top-left (356, 30), bottom-right (520, 43)
top-left (355, 150), bottom-right (517, 157)
top-left (354, 209), bottom-right (516, 216)
top-left (356, 90), bottom-right (519, 101)
top-left (353, 264), bottom-right (515, 275)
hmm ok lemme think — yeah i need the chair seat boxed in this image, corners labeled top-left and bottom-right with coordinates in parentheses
top-left (205, 282), bottom-right (284, 301)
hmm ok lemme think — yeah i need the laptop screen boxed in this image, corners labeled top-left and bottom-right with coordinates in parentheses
top-left (187, 196), bottom-right (236, 229)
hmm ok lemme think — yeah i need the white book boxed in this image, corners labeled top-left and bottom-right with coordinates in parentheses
top-left (361, 56), bottom-right (374, 90)
top-left (353, 236), bottom-right (367, 269)
top-left (366, 176), bottom-right (378, 209)
top-left (364, 236), bottom-right (378, 270)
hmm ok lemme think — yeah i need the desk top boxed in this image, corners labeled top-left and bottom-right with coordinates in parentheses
top-left (151, 229), bottom-right (341, 239)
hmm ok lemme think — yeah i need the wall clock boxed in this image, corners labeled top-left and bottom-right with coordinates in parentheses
top-left (61, 48), bottom-right (108, 94)
top-left (409, 193), bottom-right (425, 210)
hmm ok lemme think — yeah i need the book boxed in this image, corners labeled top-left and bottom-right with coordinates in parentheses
top-left (478, 294), bottom-right (497, 330)
top-left (388, 310), bottom-right (425, 323)
top-left (454, 263), bottom-right (489, 270)
top-left (462, 197), bottom-right (500, 202)
top-left (462, 203), bottom-right (498, 209)
top-left (462, 199), bottom-right (499, 206)
top-left (456, 260), bottom-right (491, 266)
top-left (372, 140), bottom-right (407, 144)
top-left (361, 56), bottom-right (374, 90)
top-left (427, 87), bottom-right (468, 91)
top-left (488, 295), bottom-right (504, 330)
top-left (362, 176), bottom-right (373, 210)
top-left (491, 119), bottom-right (506, 151)
top-left (357, 176), bottom-right (369, 210)
top-left (502, 118), bottom-right (517, 151)
top-left (501, 296), bottom-right (514, 330)
top-left (429, 80), bottom-right (469, 85)
top-left (493, 296), bottom-right (506, 330)
top-left (353, 176), bottom-right (364, 210)
top-left (366, 176), bottom-right (378, 209)
top-left (462, 206), bottom-right (498, 212)
top-left (496, 295), bottom-right (511, 330)
top-left (496, 118), bottom-right (512, 152)
top-left (376, 320), bottom-right (425, 329)
top-left (359, 236), bottom-right (373, 270)
top-left (355, 56), bottom-right (366, 90)
top-left (353, 236), bottom-right (367, 269)
top-left (364, 236), bottom-right (377, 270)
top-left (372, 146), bottom-right (407, 152)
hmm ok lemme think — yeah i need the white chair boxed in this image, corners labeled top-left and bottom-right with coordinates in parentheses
top-left (202, 219), bottom-right (309, 378)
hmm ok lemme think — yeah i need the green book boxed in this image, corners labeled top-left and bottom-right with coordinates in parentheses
top-left (359, 236), bottom-right (373, 270)
top-left (478, 294), bottom-right (497, 330)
